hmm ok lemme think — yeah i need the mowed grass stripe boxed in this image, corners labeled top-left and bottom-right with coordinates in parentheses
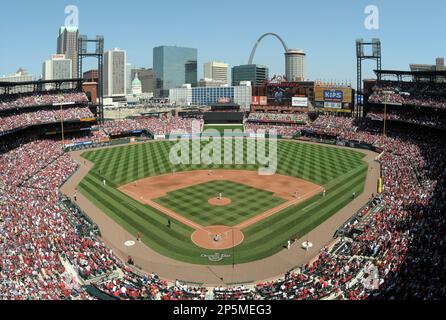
top-left (83, 141), bottom-right (364, 186)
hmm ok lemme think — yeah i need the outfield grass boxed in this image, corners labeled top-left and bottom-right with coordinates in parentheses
top-left (79, 140), bottom-right (368, 265)
top-left (154, 180), bottom-right (285, 227)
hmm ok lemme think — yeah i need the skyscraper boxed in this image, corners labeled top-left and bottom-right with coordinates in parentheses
top-left (42, 54), bottom-right (72, 89)
top-left (204, 61), bottom-right (228, 85)
top-left (153, 46), bottom-right (198, 97)
top-left (138, 68), bottom-right (155, 93)
top-left (285, 49), bottom-right (306, 82)
top-left (126, 63), bottom-right (132, 94)
top-left (232, 64), bottom-right (269, 86)
top-left (57, 26), bottom-right (79, 78)
top-left (104, 48), bottom-right (127, 97)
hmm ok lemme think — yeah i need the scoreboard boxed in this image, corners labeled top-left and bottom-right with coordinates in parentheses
top-left (315, 86), bottom-right (354, 111)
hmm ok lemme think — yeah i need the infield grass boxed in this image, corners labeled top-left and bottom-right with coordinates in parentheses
top-left (154, 180), bottom-right (285, 227)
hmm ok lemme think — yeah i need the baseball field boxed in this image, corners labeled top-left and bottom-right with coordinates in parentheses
top-left (78, 139), bottom-right (368, 265)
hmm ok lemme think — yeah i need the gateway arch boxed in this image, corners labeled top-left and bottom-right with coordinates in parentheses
top-left (248, 33), bottom-right (289, 65)
top-left (248, 33), bottom-right (305, 82)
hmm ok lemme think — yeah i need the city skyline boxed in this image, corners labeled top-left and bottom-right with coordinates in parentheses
top-left (0, 0), bottom-right (445, 87)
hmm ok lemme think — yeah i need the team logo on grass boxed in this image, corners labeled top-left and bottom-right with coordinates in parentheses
top-left (168, 120), bottom-right (278, 176)
top-left (201, 253), bottom-right (231, 262)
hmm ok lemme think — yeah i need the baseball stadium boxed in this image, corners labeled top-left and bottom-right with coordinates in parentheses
top-left (0, 1), bottom-right (445, 304)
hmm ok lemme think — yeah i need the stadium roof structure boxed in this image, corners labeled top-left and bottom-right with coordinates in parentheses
top-left (374, 69), bottom-right (446, 82)
top-left (0, 78), bottom-right (84, 95)
top-left (0, 78), bottom-right (83, 88)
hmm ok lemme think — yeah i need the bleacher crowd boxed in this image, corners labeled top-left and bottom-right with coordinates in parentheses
top-left (247, 113), bottom-right (308, 124)
top-left (98, 116), bottom-right (203, 136)
top-left (369, 81), bottom-right (446, 109)
top-left (366, 111), bottom-right (446, 129)
top-left (0, 90), bottom-right (89, 112)
top-left (0, 107), bottom-right (94, 135)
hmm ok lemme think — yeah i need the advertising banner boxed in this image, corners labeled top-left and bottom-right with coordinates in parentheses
top-left (315, 86), bottom-right (353, 104)
top-left (251, 96), bottom-right (260, 105)
top-left (292, 97), bottom-right (308, 107)
top-left (323, 102), bottom-right (342, 109)
top-left (323, 90), bottom-right (344, 102)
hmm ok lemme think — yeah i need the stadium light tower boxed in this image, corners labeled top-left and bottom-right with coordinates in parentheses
top-left (78, 35), bottom-right (105, 123)
top-left (356, 39), bottom-right (382, 119)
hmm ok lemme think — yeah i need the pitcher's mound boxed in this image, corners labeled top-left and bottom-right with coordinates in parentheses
top-left (191, 226), bottom-right (244, 249)
top-left (208, 197), bottom-right (232, 206)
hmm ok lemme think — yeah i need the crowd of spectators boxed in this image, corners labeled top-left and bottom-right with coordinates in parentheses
top-left (63, 130), bottom-right (109, 146)
top-left (369, 81), bottom-right (446, 109)
top-left (366, 111), bottom-right (446, 129)
top-left (247, 113), bottom-right (308, 124)
top-left (98, 116), bottom-right (203, 136)
top-left (96, 269), bottom-right (207, 300)
top-left (0, 107), bottom-right (94, 135)
top-left (0, 138), bottom-right (82, 299)
top-left (0, 90), bottom-right (88, 112)
top-left (245, 123), bottom-right (302, 137)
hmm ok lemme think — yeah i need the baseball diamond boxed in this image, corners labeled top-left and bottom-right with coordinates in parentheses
top-left (76, 139), bottom-right (368, 265)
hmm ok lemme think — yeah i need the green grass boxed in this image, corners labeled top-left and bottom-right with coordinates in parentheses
top-left (154, 180), bottom-right (285, 227)
top-left (79, 139), bottom-right (368, 265)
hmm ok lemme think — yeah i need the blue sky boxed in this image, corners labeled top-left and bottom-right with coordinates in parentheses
top-left (1, 0), bottom-right (445, 85)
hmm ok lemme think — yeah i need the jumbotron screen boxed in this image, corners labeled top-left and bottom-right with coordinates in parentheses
top-left (266, 83), bottom-right (302, 106)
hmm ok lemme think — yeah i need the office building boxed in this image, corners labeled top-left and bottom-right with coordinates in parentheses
top-left (138, 68), bottom-right (155, 93)
top-left (285, 49), bottom-right (306, 82)
top-left (83, 69), bottom-right (99, 82)
top-left (0, 68), bottom-right (34, 83)
top-left (42, 54), bottom-right (72, 89)
top-left (410, 57), bottom-right (445, 72)
top-left (153, 45), bottom-right (198, 97)
top-left (198, 78), bottom-right (229, 87)
top-left (410, 57), bottom-right (445, 82)
top-left (104, 48), bottom-right (127, 97)
top-left (204, 61), bottom-right (228, 85)
top-left (169, 83), bottom-right (252, 110)
top-left (0, 69), bottom-right (34, 93)
top-left (126, 63), bottom-right (132, 94)
top-left (57, 26), bottom-right (79, 78)
top-left (232, 64), bottom-right (268, 86)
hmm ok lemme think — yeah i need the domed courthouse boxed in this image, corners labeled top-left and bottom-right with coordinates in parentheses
top-left (131, 73), bottom-right (142, 95)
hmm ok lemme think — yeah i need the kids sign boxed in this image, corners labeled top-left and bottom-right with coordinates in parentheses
top-left (324, 90), bottom-right (344, 103)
